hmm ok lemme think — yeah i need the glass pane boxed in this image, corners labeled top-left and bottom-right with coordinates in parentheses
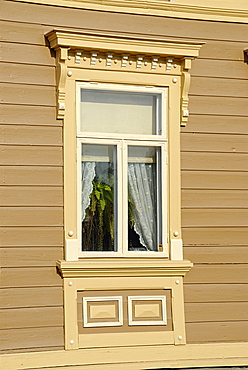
top-left (81, 144), bottom-right (117, 252)
top-left (80, 89), bottom-right (161, 135)
top-left (128, 146), bottom-right (162, 252)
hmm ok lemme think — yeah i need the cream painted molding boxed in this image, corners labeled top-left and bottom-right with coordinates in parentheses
top-left (57, 259), bottom-right (193, 278)
top-left (46, 29), bottom-right (203, 125)
top-left (13, 0), bottom-right (248, 23)
top-left (1, 342), bottom-right (248, 369)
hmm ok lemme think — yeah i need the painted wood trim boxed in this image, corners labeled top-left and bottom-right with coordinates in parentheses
top-left (12, 0), bottom-right (248, 23)
top-left (57, 259), bottom-right (193, 278)
top-left (1, 342), bottom-right (248, 369)
top-left (46, 29), bottom-right (203, 125)
top-left (46, 30), bottom-right (203, 58)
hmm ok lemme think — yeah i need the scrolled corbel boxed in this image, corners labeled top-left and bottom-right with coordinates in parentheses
top-left (55, 47), bottom-right (69, 119)
top-left (181, 58), bottom-right (192, 127)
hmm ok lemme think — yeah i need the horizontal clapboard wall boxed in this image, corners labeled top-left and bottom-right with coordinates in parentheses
top-left (0, 0), bottom-right (248, 352)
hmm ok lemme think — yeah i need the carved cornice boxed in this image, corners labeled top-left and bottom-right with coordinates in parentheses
top-left (57, 259), bottom-right (193, 278)
top-left (46, 30), bottom-right (202, 58)
top-left (46, 30), bottom-right (203, 125)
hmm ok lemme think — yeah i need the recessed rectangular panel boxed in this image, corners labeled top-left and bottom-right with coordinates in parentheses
top-left (83, 297), bottom-right (123, 327)
top-left (128, 296), bottom-right (167, 326)
top-left (77, 289), bottom-right (173, 334)
top-left (134, 302), bottom-right (161, 319)
top-left (90, 304), bottom-right (116, 320)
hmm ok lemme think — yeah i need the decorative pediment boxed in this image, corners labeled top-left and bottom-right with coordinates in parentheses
top-left (46, 30), bottom-right (203, 125)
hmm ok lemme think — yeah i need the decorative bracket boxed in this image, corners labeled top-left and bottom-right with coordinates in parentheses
top-left (181, 58), bottom-right (192, 127)
top-left (55, 47), bottom-right (69, 119)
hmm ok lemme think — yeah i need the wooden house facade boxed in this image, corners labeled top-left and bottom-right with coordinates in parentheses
top-left (1, 0), bottom-right (248, 368)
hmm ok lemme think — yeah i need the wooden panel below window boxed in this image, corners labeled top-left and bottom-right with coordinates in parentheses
top-left (0, 287), bottom-right (63, 309)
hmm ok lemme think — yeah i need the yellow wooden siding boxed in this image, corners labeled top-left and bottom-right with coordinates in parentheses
top-left (0, 0), bottom-right (247, 353)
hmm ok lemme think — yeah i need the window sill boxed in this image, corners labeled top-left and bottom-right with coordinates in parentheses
top-left (57, 258), bottom-right (193, 278)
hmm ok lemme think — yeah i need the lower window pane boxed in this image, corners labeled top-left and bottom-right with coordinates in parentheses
top-left (128, 146), bottom-right (162, 252)
top-left (81, 144), bottom-right (117, 252)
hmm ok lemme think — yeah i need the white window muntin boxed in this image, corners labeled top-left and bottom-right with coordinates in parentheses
top-left (76, 82), bottom-right (168, 140)
top-left (77, 138), bottom-right (168, 257)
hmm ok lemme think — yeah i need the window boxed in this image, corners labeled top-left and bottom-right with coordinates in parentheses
top-left (47, 29), bottom-right (201, 350)
top-left (77, 83), bottom-right (168, 256)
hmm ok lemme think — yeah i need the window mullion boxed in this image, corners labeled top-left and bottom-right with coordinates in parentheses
top-left (162, 142), bottom-right (169, 256)
top-left (122, 140), bottom-right (128, 255)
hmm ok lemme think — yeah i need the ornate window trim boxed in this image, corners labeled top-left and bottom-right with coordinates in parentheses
top-left (46, 30), bottom-right (202, 126)
top-left (46, 30), bottom-right (201, 351)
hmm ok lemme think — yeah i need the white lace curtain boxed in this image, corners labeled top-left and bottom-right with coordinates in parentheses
top-left (82, 162), bottom-right (95, 221)
top-left (128, 163), bottom-right (156, 251)
top-left (82, 161), bottom-right (156, 251)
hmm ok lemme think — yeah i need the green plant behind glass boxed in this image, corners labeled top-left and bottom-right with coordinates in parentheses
top-left (82, 180), bottom-right (135, 252)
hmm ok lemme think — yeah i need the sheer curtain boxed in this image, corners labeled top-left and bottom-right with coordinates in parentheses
top-left (128, 163), bottom-right (157, 251)
top-left (82, 162), bottom-right (95, 221)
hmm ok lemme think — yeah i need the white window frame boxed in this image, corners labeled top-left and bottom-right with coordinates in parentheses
top-left (76, 82), bottom-right (168, 258)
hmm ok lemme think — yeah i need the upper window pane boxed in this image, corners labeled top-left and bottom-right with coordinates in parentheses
top-left (80, 89), bottom-right (161, 135)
